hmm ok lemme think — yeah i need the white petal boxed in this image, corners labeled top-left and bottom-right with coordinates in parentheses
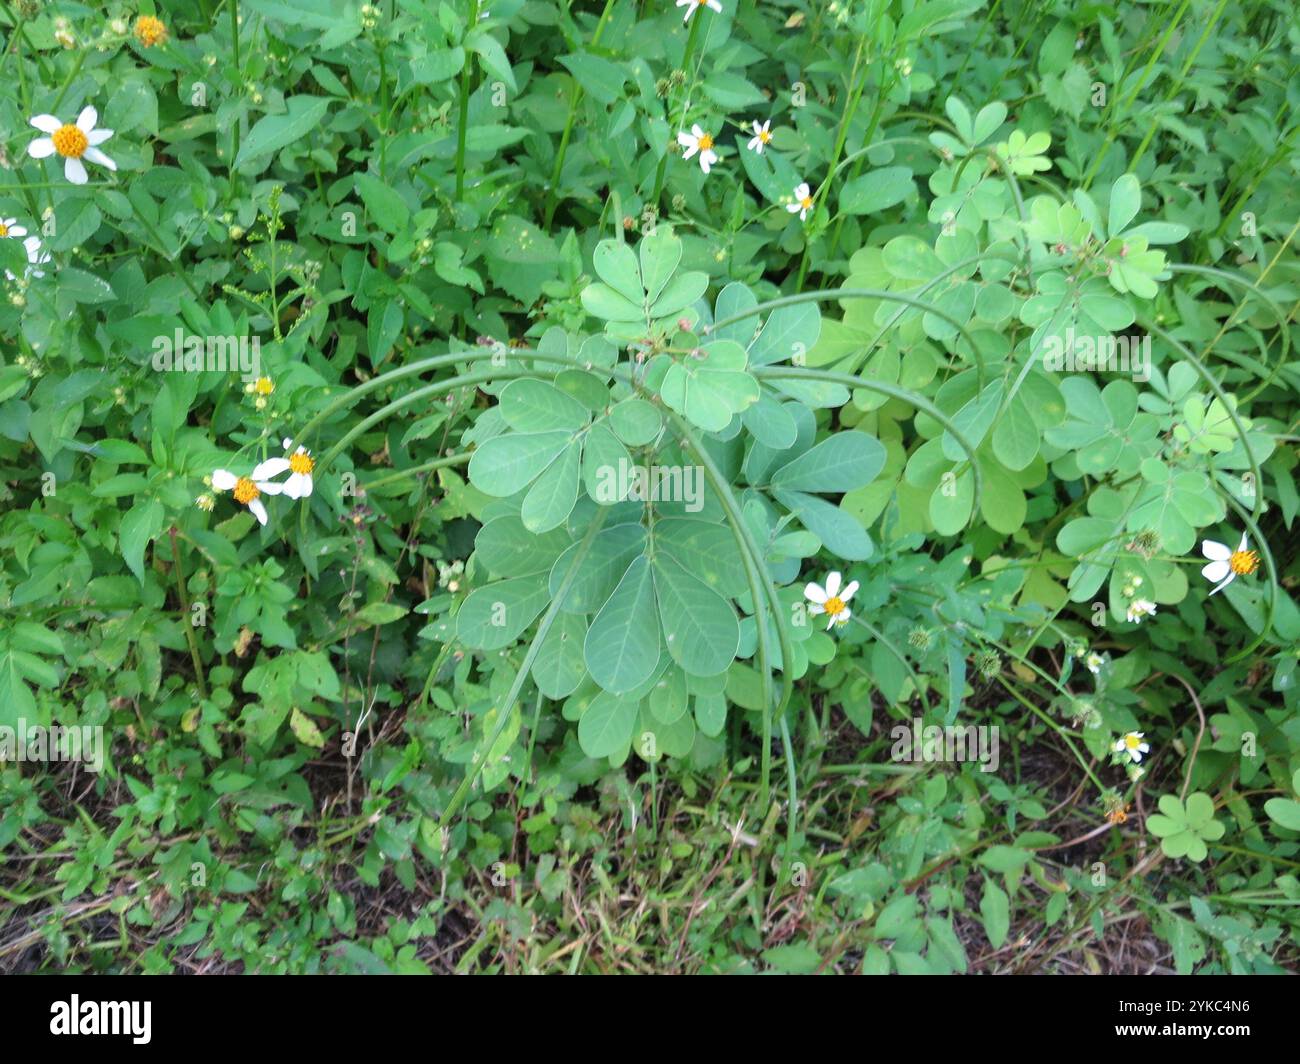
top-left (282, 473), bottom-right (312, 499)
top-left (28, 138), bottom-right (55, 158)
top-left (8, 225), bottom-right (27, 238)
top-left (64, 157), bottom-right (87, 184)
top-left (826, 615), bottom-right (837, 631)
top-left (804, 582), bottom-right (827, 604)
top-left (1200, 539), bottom-right (1230, 561)
top-left (1209, 573), bottom-right (1235, 596)
top-left (807, 603), bottom-right (825, 615)
top-left (692, 124), bottom-right (705, 139)
top-left (747, 136), bottom-right (760, 151)
top-left (677, 130), bottom-right (697, 148)
top-left (283, 437), bottom-right (294, 450)
top-left (76, 106), bottom-right (98, 132)
top-left (87, 128), bottom-right (113, 146)
top-left (825, 571), bottom-right (842, 597)
top-left (83, 146), bottom-right (116, 171)
top-left (1201, 560), bottom-right (1230, 584)
top-left (257, 479), bottom-right (284, 496)
top-left (786, 202), bottom-right (801, 214)
top-left (212, 469), bottom-right (237, 490)
top-left (1236, 532), bottom-right (1249, 553)
top-left (706, 0), bottom-right (722, 10)
top-left (840, 580), bottom-right (859, 602)
top-left (837, 607), bottom-right (852, 625)
top-left (30, 114), bottom-right (62, 133)
top-left (699, 150), bottom-right (715, 174)
top-left (252, 457), bottom-right (290, 480)
top-left (794, 182), bottom-right (810, 199)
top-left (248, 498), bottom-right (268, 525)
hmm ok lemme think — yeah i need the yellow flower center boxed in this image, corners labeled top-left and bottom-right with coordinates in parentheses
top-left (1229, 549), bottom-right (1258, 576)
top-left (1125, 734), bottom-right (1141, 750)
top-left (135, 16), bottom-right (167, 46)
top-left (759, 129), bottom-right (772, 143)
top-left (697, 133), bottom-right (714, 150)
top-left (233, 477), bottom-right (260, 504)
top-left (824, 595), bottom-right (845, 616)
top-left (289, 451), bottom-right (315, 475)
top-left (0, 223), bottom-right (8, 238)
top-left (254, 376), bottom-right (275, 396)
top-left (800, 195), bottom-right (815, 210)
top-left (52, 124), bottom-right (88, 159)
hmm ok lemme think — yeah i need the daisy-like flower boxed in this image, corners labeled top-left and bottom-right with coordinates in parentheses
top-left (0, 218), bottom-right (48, 280)
top-left (676, 0), bottom-right (723, 22)
top-left (1084, 652), bottom-right (1105, 675)
top-left (1200, 531), bottom-right (1259, 596)
top-left (280, 438), bottom-right (315, 499)
top-left (746, 119), bottom-right (773, 154)
top-left (787, 181), bottom-right (815, 221)
top-left (133, 15), bottom-right (168, 47)
top-left (1125, 598), bottom-right (1157, 623)
top-left (254, 376), bottom-right (275, 396)
top-left (804, 570), bottom-right (859, 631)
top-left (211, 459), bottom-right (289, 526)
top-left (28, 107), bottom-right (116, 185)
top-left (677, 124), bottom-right (718, 174)
top-left (1113, 731), bottom-right (1150, 764)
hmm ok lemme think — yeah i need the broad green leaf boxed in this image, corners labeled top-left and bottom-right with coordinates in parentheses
top-left (839, 166), bottom-right (915, 215)
top-left (577, 691), bottom-right (638, 759)
top-left (549, 523), bottom-right (646, 613)
top-left (468, 430), bottom-right (571, 496)
top-left (584, 554), bottom-right (661, 694)
top-left (521, 440), bottom-right (580, 533)
top-left (235, 95), bottom-right (329, 167)
top-left (456, 575), bottom-right (550, 650)
top-left (500, 378), bottom-right (589, 432)
top-left (771, 432), bottom-right (885, 493)
top-left (652, 554), bottom-right (739, 678)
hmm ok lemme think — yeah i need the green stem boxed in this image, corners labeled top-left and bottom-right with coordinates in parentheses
top-left (650, 9), bottom-right (706, 206)
top-left (168, 526), bottom-right (208, 699)
top-left (454, 0), bottom-right (482, 199)
top-left (543, 0), bottom-right (618, 228)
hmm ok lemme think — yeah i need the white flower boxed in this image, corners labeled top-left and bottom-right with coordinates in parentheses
top-left (1125, 599), bottom-right (1157, 623)
top-left (28, 107), bottom-right (116, 185)
top-left (280, 438), bottom-right (315, 499)
top-left (1084, 652), bottom-right (1104, 675)
top-left (676, 0), bottom-right (722, 22)
top-left (0, 218), bottom-right (48, 279)
top-left (211, 458), bottom-right (290, 526)
top-left (746, 119), bottom-right (773, 154)
top-left (677, 124), bottom-right (718, 174)
top-left (804, 570), bottom-right (858, 631)
top-left (1113, 731), bottom-right (1150, 764)
top-left (1200, 531), bottom-right (1259, 596)
top-left (787, 181), bottom-right (815, 221)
